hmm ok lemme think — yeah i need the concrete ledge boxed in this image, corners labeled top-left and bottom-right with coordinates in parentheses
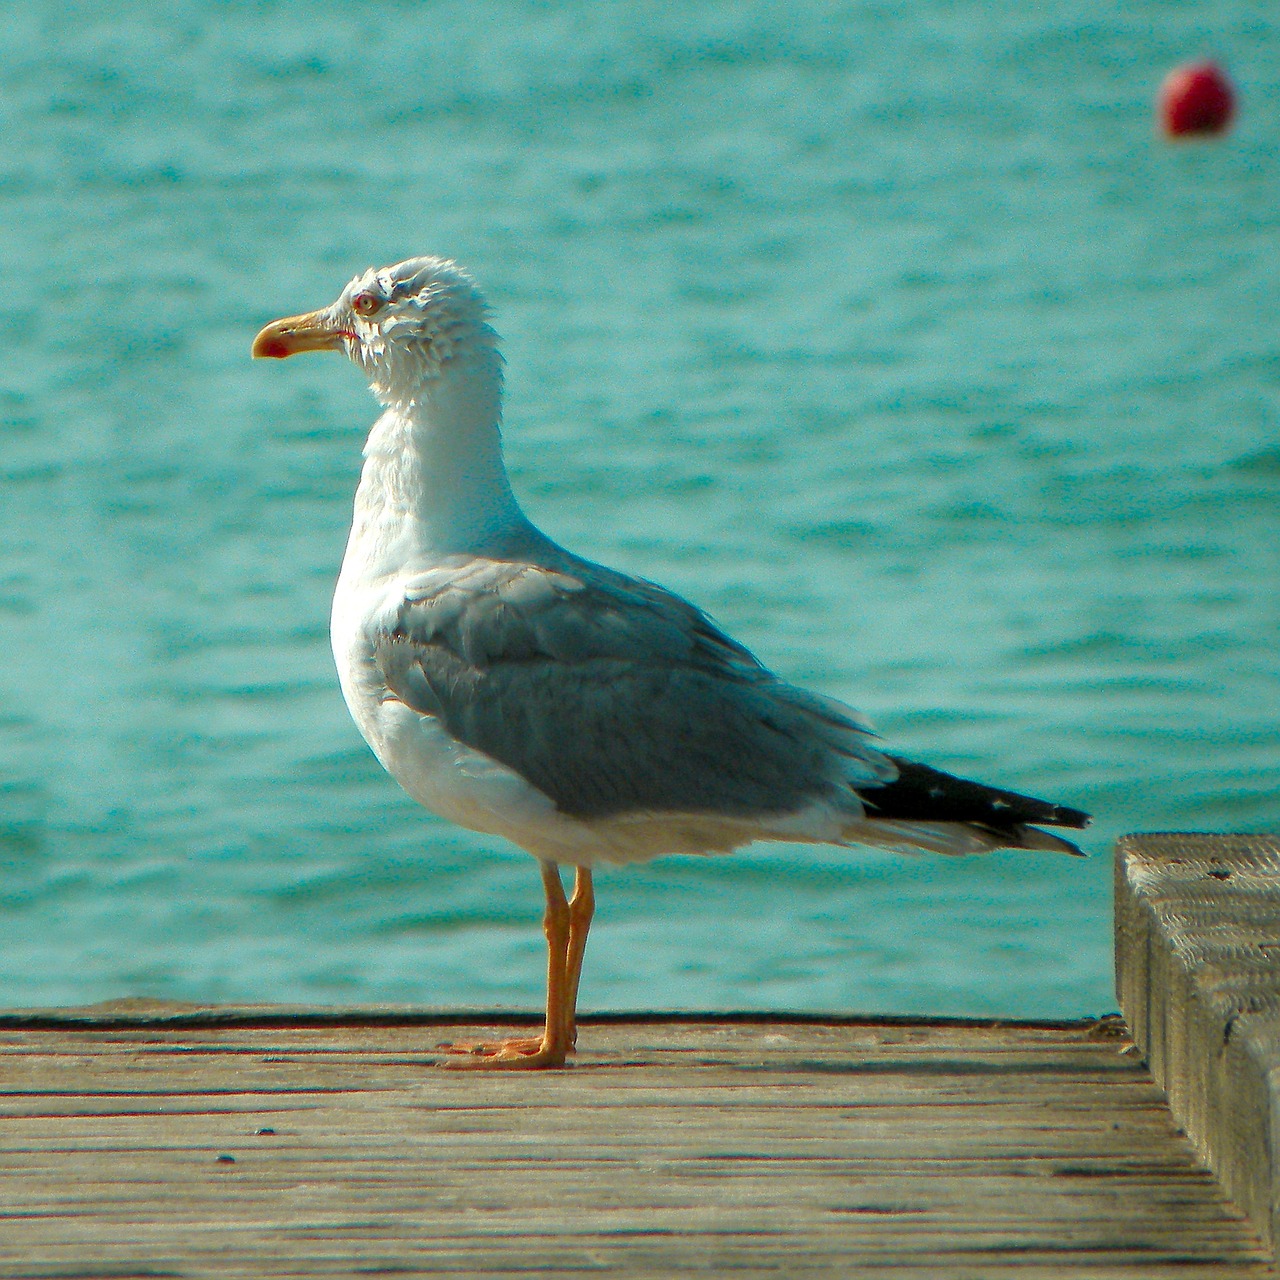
top-left (1116, 832), bottom-right (1280, 1261)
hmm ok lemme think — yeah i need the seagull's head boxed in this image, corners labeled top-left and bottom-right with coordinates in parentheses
top-left (252, 256), bottom-right (501, 407)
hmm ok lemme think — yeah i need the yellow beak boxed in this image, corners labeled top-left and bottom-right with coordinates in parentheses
top-left (251, 309), bottom-right (351, 359)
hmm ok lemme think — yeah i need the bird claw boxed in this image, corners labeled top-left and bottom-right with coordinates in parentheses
top-left (437, 1030), bottom-right (578, 1057)
top-left (438, 1038), bottom-right (569, 1070)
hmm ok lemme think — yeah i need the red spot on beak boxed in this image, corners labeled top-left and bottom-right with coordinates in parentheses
top-left (251, 309), bottom-right (345, 359)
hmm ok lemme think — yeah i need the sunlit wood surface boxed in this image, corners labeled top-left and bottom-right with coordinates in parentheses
top-left (0, 1011), bottom-right (1270, 1278)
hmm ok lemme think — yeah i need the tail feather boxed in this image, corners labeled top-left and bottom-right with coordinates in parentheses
top-left (845, 817), bottom-right (1086, 858)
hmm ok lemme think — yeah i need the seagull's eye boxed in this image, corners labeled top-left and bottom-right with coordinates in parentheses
top-left (352, 292), bottom-right (382, 317)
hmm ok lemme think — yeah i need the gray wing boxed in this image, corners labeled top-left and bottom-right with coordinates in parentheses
top-left (372, 555), bottom-right (894, 821)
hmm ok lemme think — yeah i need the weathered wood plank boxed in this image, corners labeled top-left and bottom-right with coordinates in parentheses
top-left (0, 1015), bottom-right (1268, 1277)
top-left (1117, 831), bottom-right (1280, 1264)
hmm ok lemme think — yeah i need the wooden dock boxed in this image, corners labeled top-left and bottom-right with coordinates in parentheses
top-left (0, 832), bottom-right (1276, 1278)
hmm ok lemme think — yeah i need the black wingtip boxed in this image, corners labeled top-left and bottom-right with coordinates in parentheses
top-left (1045, 804), bottom-right (1092, 831)
top-left (866, 757), bottom-right (1091, 835)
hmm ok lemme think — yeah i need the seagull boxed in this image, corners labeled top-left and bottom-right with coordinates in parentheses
top-left (252, 255), bottom-right (1089, 1070)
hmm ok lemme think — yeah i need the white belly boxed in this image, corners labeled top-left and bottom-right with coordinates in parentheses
top-left (330, 571), bottom-right (615, 863)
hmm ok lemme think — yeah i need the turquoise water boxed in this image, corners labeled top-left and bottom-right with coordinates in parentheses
top-left (1, 2), bottom-right (1277, 1017)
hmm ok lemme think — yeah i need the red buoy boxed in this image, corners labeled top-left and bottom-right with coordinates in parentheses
top-left (1158, 60), bottom-right (1236, 138)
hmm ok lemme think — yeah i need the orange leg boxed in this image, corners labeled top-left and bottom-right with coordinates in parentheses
top-left (441, 861), bottom-right (576, 1070)
top-left (563, 866), bottom-right (594, 1049)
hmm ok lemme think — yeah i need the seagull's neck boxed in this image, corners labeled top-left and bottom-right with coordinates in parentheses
top-left (348, 354), bottom-right (533, 574)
